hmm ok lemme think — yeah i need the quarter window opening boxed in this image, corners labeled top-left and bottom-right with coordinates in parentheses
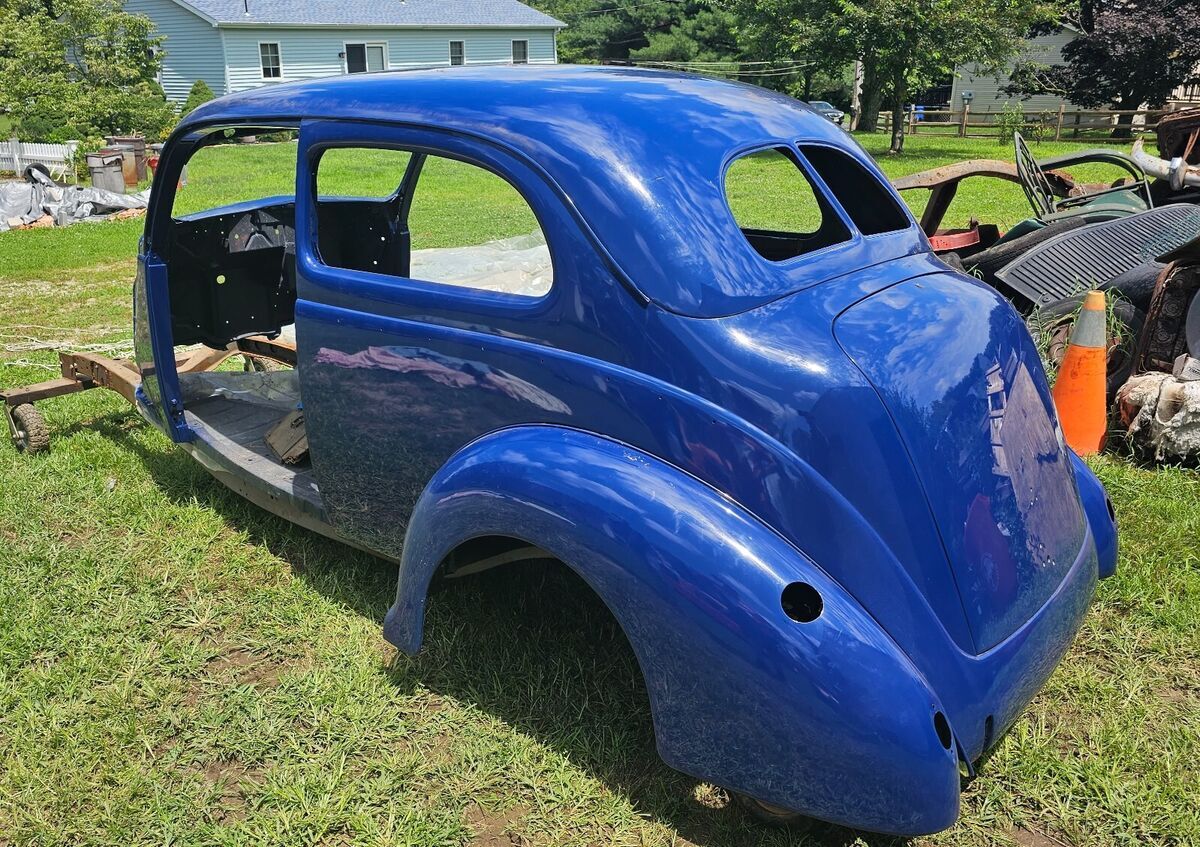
top-left (799, 145), bottom-right (910, 236)
top-left (723, 147), bottom-right (849, 262)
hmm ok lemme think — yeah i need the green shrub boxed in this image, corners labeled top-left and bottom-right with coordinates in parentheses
top-left (996, 101), bottom-right (1025, 146)
top-left (181, 79), bottom-right (215, 116)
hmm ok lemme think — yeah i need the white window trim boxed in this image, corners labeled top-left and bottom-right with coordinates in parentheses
top-left (448, 39), bottom-right (465, 66)
top-left (343, 40), bottom-right (389, 74)
top-left (511, 39), bottom-right (529, 64)
top-left (258, 41), bottom-right (283, 81)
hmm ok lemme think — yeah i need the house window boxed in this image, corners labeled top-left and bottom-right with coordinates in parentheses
top-left (449, 40), bottom-right (465, 66)
top-left (511, 40), bottom-right (528, 64)
top-left (345, 42), bottom-right (386, 74)
top-left (259, 42), bottom-right (281, 79)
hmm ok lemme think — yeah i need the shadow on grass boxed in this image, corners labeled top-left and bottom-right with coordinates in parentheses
top-left (76, 410), bottom-right (913, 847)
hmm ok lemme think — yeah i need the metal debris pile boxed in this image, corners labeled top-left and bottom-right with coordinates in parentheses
top-left (1117, 360), bottom-right (1200, 463)
top-left (893, 109), bottom-right (1200, 464)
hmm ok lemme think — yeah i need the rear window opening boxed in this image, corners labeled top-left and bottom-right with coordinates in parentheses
top-left (723, 147), bottom-right (849, 262)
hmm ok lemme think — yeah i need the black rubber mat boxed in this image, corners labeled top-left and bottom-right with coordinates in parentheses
top-left (995, 204), bottom-right (1200, 307)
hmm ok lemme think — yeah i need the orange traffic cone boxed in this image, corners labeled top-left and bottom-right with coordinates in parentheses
top-left (1052, 290), bottom-right (1109, 455)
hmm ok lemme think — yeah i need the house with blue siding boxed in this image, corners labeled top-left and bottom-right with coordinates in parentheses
top-left (123, 0), bottom-right (564, 104)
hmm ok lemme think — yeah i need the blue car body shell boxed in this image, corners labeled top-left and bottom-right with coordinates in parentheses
top-left (132, 65), bottom-right (1118, 835)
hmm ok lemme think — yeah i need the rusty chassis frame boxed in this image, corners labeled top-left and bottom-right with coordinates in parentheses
top-left (0, 336), bottom-right (296, 448)
top-left (892, 147), bottom-right (1149, 238)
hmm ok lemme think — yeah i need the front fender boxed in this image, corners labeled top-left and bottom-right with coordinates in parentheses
top-left (384, 425), bottom-right (960, 835)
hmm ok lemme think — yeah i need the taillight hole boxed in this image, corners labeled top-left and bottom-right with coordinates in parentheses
top-left (781, 582), bottom-right (822, 623)
top-left (1105, 496), bottom-right (1116, 525)
top-left (934, 711), bottom-right (953, 750)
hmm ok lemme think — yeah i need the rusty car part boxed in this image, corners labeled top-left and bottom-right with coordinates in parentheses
top-left (234, 334), bottom-right (298, 368)
top-left (1014, 132), bottom-right (1151, 219)
top-left (0, 334), bottom-right (297, 453)
top-left (892, 159), bottom-right (1024, 235)
top-left (1133, 251), bottom-right (1200, 374)
top-left (1156, 108), bottom-right (1200, 166)
top-left (927, 226), bottom-right (984, 252)
top-left (265, 409), bottom-right (309, 465)
top-left (892, 145), bottom-right (1148, 238)
top-left (1116, 369), bottom-right (1200, 464)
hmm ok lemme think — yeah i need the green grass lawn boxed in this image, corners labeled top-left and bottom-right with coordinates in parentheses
top-left (1, 133), bottom-right (1198, 847)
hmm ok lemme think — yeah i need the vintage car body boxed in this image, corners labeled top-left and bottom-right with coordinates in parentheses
top-left (116, 67), bottom-right (1117, 835)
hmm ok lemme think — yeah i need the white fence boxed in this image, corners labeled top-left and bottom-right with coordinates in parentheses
top-left (0, 138), bottom-right (80, 182)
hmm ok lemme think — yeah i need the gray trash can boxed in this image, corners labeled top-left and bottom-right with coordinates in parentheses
top-left (105, 135), bottom-right (147, 181)
top-left (86, 152), bottom-right (126, 194)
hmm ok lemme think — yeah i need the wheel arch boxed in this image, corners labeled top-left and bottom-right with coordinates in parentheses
top-left (381, 424), bottom-right (962, 835)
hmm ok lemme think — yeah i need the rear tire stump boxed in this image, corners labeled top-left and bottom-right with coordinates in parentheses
top-left (11, 404), bottom-right (49, 454)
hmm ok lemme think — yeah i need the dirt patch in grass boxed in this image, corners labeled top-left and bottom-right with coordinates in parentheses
top-left (1009, 826), bottom-right (1075, 847)
top-left (205, 647), bottom-right (283, 688)
top-left (464, 803), bottom-right (530, 846)
top-left (195, 757), bottom-right (263, 824)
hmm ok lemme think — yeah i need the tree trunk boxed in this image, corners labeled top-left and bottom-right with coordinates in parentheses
top-left (858, 62), bottom-right (884, 133)
top-left (888, 74), bottom-right (908, 154)
top-left (1111, 110), bottom-right (1136, 139)
top-left (889, 99), bottom-right (906, 153)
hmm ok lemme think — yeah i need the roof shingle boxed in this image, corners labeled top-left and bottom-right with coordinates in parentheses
top-left (177, 0), bottom-right (564, 28)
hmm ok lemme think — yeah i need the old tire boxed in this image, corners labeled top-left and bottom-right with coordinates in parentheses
top-left (1032, 297), bottom-right (1144, 405)
top-left (963, 217), bottom-right (1093, 289)
top-left (11, 404), bottom-right (49, 454)
top-left (732, 793), bottom-right (814, 831)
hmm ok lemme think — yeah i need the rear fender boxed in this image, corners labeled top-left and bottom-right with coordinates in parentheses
top-left (385, 425), bottom-right (961, 835)
top-left (1070, 451), bottom-right (1118, 579)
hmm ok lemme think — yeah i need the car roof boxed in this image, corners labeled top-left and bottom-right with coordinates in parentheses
top-left (182, 65), bottom-right (923, 317)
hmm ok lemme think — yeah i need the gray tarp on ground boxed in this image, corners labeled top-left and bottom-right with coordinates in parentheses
top-left (0, 169), bottom-right (149, 232)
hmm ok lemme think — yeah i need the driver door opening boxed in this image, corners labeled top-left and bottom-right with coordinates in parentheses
top-left (155, 126), bottom-right (554, 525)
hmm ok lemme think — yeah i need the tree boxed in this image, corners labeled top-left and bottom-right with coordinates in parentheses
top-left (736, 0), bottom-right (1053, 152)
top-left (528, 1), bottom-right (740, 64)
top-left (181, 79), bottom-right (215, 116)
top-left (1005, 0), bottom-right (1200, 135)
top-left (0, 0), bottom-right (175, 143)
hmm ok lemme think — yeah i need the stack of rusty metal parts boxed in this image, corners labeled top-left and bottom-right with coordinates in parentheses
top-left (1117, 231), bottom-right (1200, 463)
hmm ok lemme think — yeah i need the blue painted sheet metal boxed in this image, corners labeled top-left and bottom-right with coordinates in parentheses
top-left (126, 66), bottom-right (1119, 835)
top-left (384, 425), bottom-right (963, 836)
top-left (180, 65), bottom-right (928, 317)
top-left (835, 274), bottom-right (1087, 650)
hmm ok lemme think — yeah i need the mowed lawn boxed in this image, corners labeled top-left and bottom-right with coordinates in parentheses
top-left (1, 133), bottom-right (1198, 847)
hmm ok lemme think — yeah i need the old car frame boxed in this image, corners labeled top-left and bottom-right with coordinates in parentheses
top-left (2, 66), bottom-right (1118, 836)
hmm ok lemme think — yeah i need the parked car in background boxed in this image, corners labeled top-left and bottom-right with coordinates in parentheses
top-left (807, 100), bottom-right (845, 124)
top-left (3, 65), bottom-right (1118, 837)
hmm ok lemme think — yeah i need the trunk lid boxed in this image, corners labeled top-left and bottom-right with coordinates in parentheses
top-left (834, 273), bottom-right (1087, 652)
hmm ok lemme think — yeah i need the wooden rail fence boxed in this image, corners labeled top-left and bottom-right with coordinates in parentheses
top-left (877, 106), bottom-right (1188, 143)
